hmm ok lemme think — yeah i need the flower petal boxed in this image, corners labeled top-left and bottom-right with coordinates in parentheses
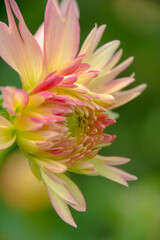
top-left (34, 23), bottom-right (44, 52)
top-left (31, 74), bottom-right (64, 94)
top-left (0, 0), bottom-right (43, 90)
top-left (79, 24), bottom-right (106, 56)
top-left (47, 186), bottom-right (77, 227)
top-left (1, 86), bottom-right (29, 116)
top-left (58, 173), bottom-right (86, 212)
top-left (44, 0), bottom-right (80, 74)
top-left (32, 156), bottom-right (67, 174)
top-left (60, 0), bottom-right (79, 19)
top-left (87, 57), bottom-right (134, 93)
top-left (101, 76), bottom-right (135, 94)
top-left (41, 170), bottom-right (78, 205)
top-left (86, 40), bottom-right (120, 70)
top-left (109, 84), bottom-right (147, 109)
top-left (89, 155), bottom-right (137, 186)
top-left (0, 116), bottom-right (16, 150)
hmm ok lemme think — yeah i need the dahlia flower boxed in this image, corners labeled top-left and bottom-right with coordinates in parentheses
top-left (0, 0), bottom-right (146, 227)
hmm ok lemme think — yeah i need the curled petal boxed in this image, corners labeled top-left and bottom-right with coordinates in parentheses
top-left (1, 86), bottom-right (29, 116)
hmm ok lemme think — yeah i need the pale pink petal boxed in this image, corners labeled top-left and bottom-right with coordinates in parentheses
top-left (0, 0), bottom-right (43, 90)
top-left (47, 186), bottom-right (77, 227)
top-left (60, 0), bottom-right (79, 18)
top-left (57, 0), bottom-right (80, 66)
top-left (1, 86), bottom-right (29, 116)
top-left (86, 40), bottom-right (120, 69)
top-left (58, 173), bottom-right (86, 212)
top-left (79, 24), bottom-right (106, 56)
top-left (102, 49), bottom-right (123, 72)
top-left (41, 170), bottom-right (78, 205)
top-left (98, 165), bottom-right (137, 187)
top-left (0, 116), bottom-right (16, 150)
top-left (44, 0), bottom-right (80, 74)
top-left (89, 156), bottom-right (137, 186)
top-left (93, 155), bottom-right (131, 166)
top-left (109, 84), bottom-right (147, 110)
top-left (101, 77), bottom-right (135, 94)
top-left (34, 23), bottom-right (44, 52)
top-left (87, 57), bottom-right (134, 93)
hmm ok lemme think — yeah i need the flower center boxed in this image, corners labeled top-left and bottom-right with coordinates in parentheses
top-left (66, 110), bottom-right (88, 138)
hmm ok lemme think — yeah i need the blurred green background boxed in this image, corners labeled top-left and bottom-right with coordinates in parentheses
top-left (0, 0), bottom-right (160, 239)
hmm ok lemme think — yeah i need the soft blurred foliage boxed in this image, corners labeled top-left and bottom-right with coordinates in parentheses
top-left (0, 0), bottom-right (160, 239)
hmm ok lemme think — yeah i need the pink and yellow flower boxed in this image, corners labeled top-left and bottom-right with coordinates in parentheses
top-left (0, 0), bottom-right (146, 227)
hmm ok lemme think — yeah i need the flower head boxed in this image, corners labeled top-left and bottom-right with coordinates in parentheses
top-left (0, 0), bottom-right (146, 227)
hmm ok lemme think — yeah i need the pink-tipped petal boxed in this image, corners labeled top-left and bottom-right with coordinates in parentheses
top-left (94, 155), bottom-right (131, 166)
top-left (101, 77), bottom-right (135, 94)
top-left (34, 157), bottom-right (67, 174)
top-left (47, 187), bottom-right (77, 227)
top-left (109, 84), bottom-right (147, 110)
top-left (89, 155), bottom-right (137, 186)
top-left (41, 170), bottom-right (78, 205)
top-left (58, 173), bottom-right (86, 212)
top-left (99, 165), bottom-right (137, 187)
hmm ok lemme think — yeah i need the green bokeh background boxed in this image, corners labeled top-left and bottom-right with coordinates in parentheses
top-left (0, 0), bottom-right (160, 239)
